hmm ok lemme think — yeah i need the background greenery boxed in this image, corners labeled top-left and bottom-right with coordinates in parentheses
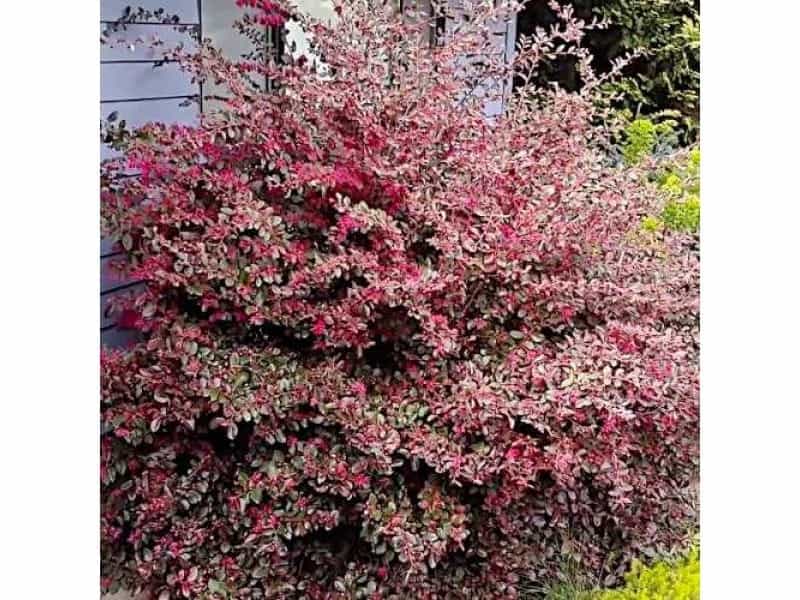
top-left (516, 0), bottom-right (700, 142)
top-left (522, 542), bottom-right (700, 599)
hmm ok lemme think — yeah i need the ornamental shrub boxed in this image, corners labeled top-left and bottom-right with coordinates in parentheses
top-left (100, 1), bottom-right (699, 598)
top-left (661, 196), bottom-right (700, 234)
top-left (659, 148), bottom-right (700, 233)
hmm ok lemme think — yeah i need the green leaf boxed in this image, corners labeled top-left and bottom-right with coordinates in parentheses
top-left (208, 579), bottom-right (227, 596)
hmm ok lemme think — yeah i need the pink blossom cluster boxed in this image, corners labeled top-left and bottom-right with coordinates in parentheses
top-left (235, 0), bottom-right (287, 27)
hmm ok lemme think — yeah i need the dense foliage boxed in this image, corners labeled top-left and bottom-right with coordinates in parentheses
top-left (596, 0), bottom-right (700, 140)
top-left (619, 119), bottom-right (678, 167)
top-left (641, 146), bottom-right (700, 234)
top-left (590, 543), bottom-right (699, 600)
top-left (658, 148), bottom-right (700, 233)
top-left (100, 1), bottom-right (699, 598)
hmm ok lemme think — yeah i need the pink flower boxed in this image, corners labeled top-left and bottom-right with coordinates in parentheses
top-left (311, 316), bottom-right (326, 336)
top-left (351, 381), bottom-right (367, 398)
top-left (560, 306), bottom-right (575, 322)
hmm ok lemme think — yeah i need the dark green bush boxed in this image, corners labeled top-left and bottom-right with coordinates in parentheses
top-left (598, 0), bottom-right (700, 142)
top-left (515, 1), bottom-right (700, 142)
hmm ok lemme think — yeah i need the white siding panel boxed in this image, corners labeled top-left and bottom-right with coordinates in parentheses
top-left (101, 62), bottom-right (195, 101)
top-left (101, 24), bottom-right (197, 60)
top-left (445, 1), bottom-right (515, 118)
top-left (101, 96), bottom-right (199, 126)
top-left (102, 327), bottom-right (142, 348)
top-left (101, 145), bottom-right (123, 162)
top-left (100, 293), bottom-right (119, 329)
top-left (101, 0), bottom-right (198, 22)
top-left (101, 238), bottom-right (118, 257)
top-left (101, 96), bottom-right (198, 160)
top-left (101, 0), bottom-right (202, 347)
top-left (204, 2), bottom-right (255, 60)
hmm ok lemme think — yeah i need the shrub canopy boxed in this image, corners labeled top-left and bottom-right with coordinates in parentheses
top-left (101, 1), bottom-right (699, 598)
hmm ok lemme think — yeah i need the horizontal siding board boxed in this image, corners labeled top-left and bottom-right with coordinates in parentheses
top-left (102, 280), bottom-right (145, 298)
top-left (101, 96), bottom-right (199, 160)
top-left (102, 327), bottom-right (142, 348)
top-left (101, 0), bottom-right (199, 22)
top-left (101, 62), bottom-right (196, 101)
top-left (445, 1), bottom-right (513, 118)
top-left (101, 145), bottom-right (122, 162)
top-left (101, 96), bottom-right (199, 127)
top-left (203, 1), bottom-right (259, 60)
top-left (101, 24), bottom-right (197, 61)
top-left (100, 0), bottom-right (201, 348)
top-left (101, 238), bottom-right (119, 256)
top-left (100, 293), bottom-right (117, 329)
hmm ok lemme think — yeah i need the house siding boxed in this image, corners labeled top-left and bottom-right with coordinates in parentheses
top-left (100, 0), bottom-right (201, 347)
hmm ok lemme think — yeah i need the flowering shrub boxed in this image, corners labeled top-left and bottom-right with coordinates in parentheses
top-left (101, 1), bottom-right (699, 598)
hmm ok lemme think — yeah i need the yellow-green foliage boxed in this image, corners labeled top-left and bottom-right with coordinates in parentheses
top-left (589, 545), bottom-right (700, 600)
top-left (641, 215), bottom-right (663, 233)
top-left (687, 147), bottom-right (700, 176)
top-left (622, 119), bottom-right (676, 166)
top-left (530, 544), bottom-right (700, 600)
top-left (622, 119), bottom-right (657, 166)
top-left (639, 146), bottom-right (700, 234)
top-left (662, 194), bottom-right (699, 233)
top-left (660, 173), bottom-right (683, 197)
